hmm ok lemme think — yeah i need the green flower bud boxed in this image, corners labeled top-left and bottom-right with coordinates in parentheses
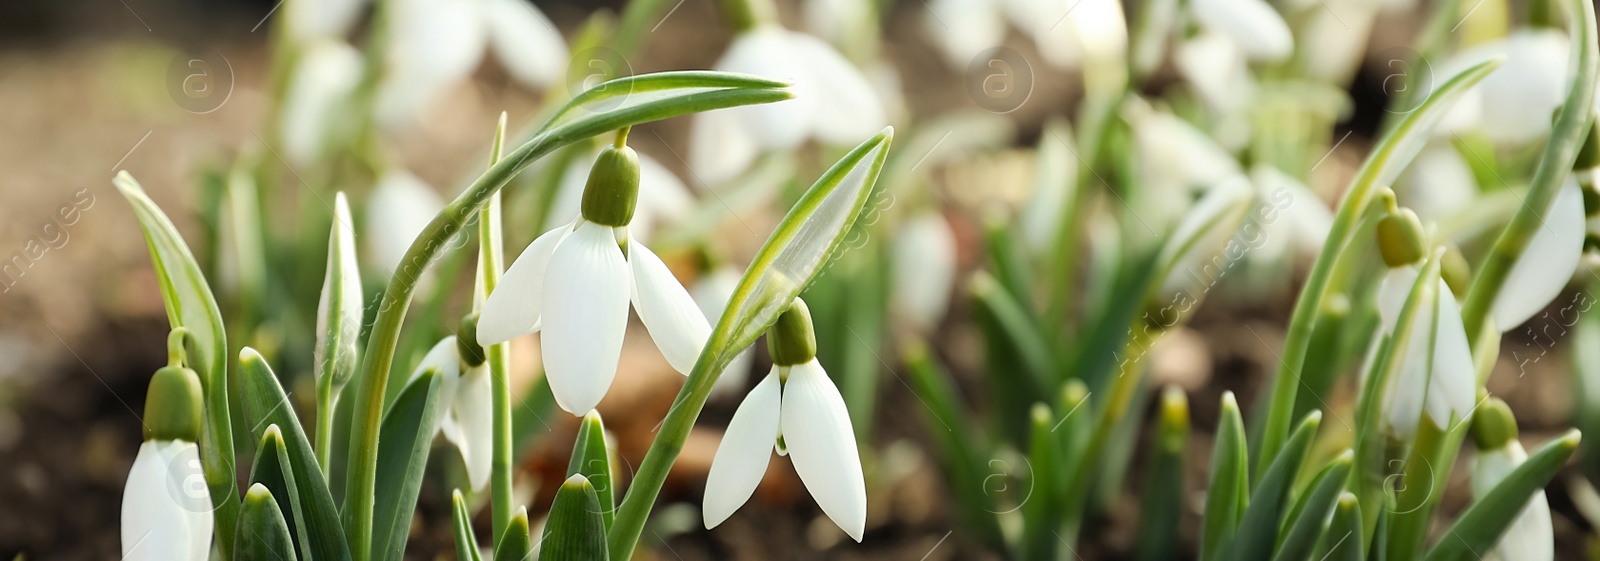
top-left (1469, 396), bottom-right (1518, 450)
top-left (1441, 244), bottom-right (1472, 297)
top-left (1376, 207), bottom-right (1427, 268)
top-left (580, 144), bottom-right (641, 227)
top-left (143, 365), bottom-right (204, 442)
top-left (767, 298), bottom-right (818, 366)
top-left (457, 314), bottom-right (486, 367)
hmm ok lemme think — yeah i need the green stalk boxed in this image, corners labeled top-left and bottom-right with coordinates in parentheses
top-left (339, 73), bottom-right (792, 561)
top-left (480, 117), bottom-right (516, 550)
top-left (1060, 324), bottom-right (1161, 540)
top-left (1459, 0), bottom-right (1599, 344)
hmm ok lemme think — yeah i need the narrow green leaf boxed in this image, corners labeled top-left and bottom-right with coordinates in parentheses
top-left (1273, 451), bottom-right (1354, 561)
top-left (1201, 392), bottom-right (1250, 561)
top-left (541, 475), bottom-right (610, 561)
top-left (495, 508), bottom-right (533, 561)
top-left (114, 171), bottom-right (237, 554)
top-left (240, 348), bottom-right (352, 561)
top-left (1138, 387), bottom-right (1189, 561)
top-left (970, 271), bottom-right (1054, 392)
top-left (903, 342), bottom-right (1003, 546)
top-left (452, 490), bottom-right (485, 561)
top-left (1315, 493), bottom-right (1364, 561)
top-left (1423, 430), bottom-right (1581, 561)
top-left (247, 426), bottom-right (310, 560)
top-left (1230, 411), bottom-right (1322, 561)
top-left (237, 483), bottom-right (296, 561)
top-left (1020, 403), bottom-right (1064, 561)
top-left (371, 370), bottom-right (448, 561)
top-left (568, 411), bottom-right (615, 529)
top-left (537, 71), bottom-right (790, 136)
top-left (1055, 379), bottom-right (1094, 543)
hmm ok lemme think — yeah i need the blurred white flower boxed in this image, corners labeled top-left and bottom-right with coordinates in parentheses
top-left (1375, 265), bottom-right (1475, 435)
top-left (1395, 142), bottom-right (1478, 223)
top-left (703, 359), bottom-right (866, 541)
top-left (1250, 166), bottom-right (1332, 262)
top-left (377, 0), bottom-right (567, 126)
top-left (1436, 30), bottom-right (1570, 145)
top-left (1127, 103), bottom-right (1241, 226)
top-left (1490, 179), bottom-right (1585, 331)
top-left (891, 212), bottom-right (958, 333)
top-left (1301, 0), bottom-right (1380, 85)
top-left (410, 336), bottom-right (493, 490)
top-left (121, 439), bottom-right (213, 561)
top-left (688, 25), bottom-right (886, 186)
top-left (283, 0), bottom-right (368, 44)
top-left (693, 265), bottom-right (757, 399)
top-left (1190, 0), bottom-right (1293, 61)
top-left (365, 170), bottom-right (445, 275)
top-left (281, 40), bottom-right (363, 167)
top-left (1003, 0), bottom-right (1127, 70)
top-left (1472, 440), bottom-right (1554, 561)
top-left (922, 0), bottom-right (1006, 69)
top-left (549, 150), bottom-right (693, 245)
top-left (1175, 32), bottom-right (1254, 113)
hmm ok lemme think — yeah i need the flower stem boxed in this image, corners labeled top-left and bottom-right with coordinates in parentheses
top-left (481, 117), bottom-right (516, 550)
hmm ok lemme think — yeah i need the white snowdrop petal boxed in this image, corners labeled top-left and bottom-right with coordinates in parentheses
top-left (411, 337), bottom-right (464, 384)
top-left (280, 41), bottom-right (364, 167)
top-left (891, 212), bottom-right (958, 332)
top-left (1377, 265), bottom-right (1421, 335)
top-left (1477, 31), bottom-right (1571, 146)
top-left (542, 221), bottom-right (632, 415)
top-left (1473, 443), bottom-right (1554, 561)
top-left (482, 0), bottom-right (567, 88)
top-left (924, 0), bottom-right (1006, 68)
top-left (1068, 0), bottom-right (1129, 61)
top-left (1385, 276), bottom-right (1435, 436)
top-left (716, 27), bottom-right (814, 149)
top-left (478, 222), bottom-right (573, 344)
top-left (451, 364), bottom-right (494, 491)
top-left (704, 369), bottom-right (783, 529)
top-left (632, 154), bottom-right (696, 243)
top-left (1396, 142), bottom-right (1478, 222)
top-left (1190, 0), bottom-right (1293, 61)
top-left (171, 442), bottom-right (214, 560)
top-left (688, 105), bottom-right (762, 187)
top-left (1175, 33), bottom-right (1253, 112)
top-left (629, 241), bottom-right (712, 375)
top-left (122, 441), bottom-right (198, 561)
top-left (284, 0), bottom-right (368, 43)
top-left (365, 171), bottom-right (446, 275)
top-left (694, 267), bottom-right (756, 398)
top-left (790, 33), bottom-right (886, 146)
top-left (1425, 279), bottom-right (1476, 429)
top-left (780, 359), bottom-right (866, 541)
top-left (376, 0), bottom-right (486, 125)
top-left (1492, 181), bottom-right (1585, 332)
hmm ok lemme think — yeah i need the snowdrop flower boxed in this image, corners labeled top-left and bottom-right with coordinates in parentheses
top-left (688, 24), bottom-right (886, 186)
top-left (281, 0), bottom-right (367, 44)
top-left (1435, 30), bottom-right (1570, 146)
top-left (280, 40), bottom-right (363, 167)
top-left (365, 170), bottom-right (445, 275)
top-left (694, 265), bottom-right (757, 399)
top-left (1374, 207), bottom-right (1475, 435)
top-left (1489, 179), bottom-right (1585, 332)
top-left (1126, 101), bottom-right (1242, 226)
top-left (891, 211), bottom-right (958, 332)
top-left (376, 0), bottom-right (567, 126)
top-left (1189, 0), bottom-right (1293, 61)
top-left (921, 0), bottom-right (1006, 69)
top-left (1001, 0), bottom-right (1126, 71)
top-left (1250, 166), bottom-right (1332, 262)
top-left (549, 148), bottom-right (693, 245)
top-left (478, 142), bottom-right (711, 414)
top-left (1394, 142), bottom-right (1479, 223)
top-left (1176, 32), bottom-right (1254, 113)
top-left (1470, 398), bottom-right (1554, 561)
top-left (705, 299), bottom-right (866, 541)
top-left (408, 333), bottom-right (493, 490)
top-left (122, 358), bottom-right (213, 561)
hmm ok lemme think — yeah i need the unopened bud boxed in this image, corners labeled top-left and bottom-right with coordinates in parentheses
top-left (1469, 397), bottom-right (1518, 450)
top-left (1376, 207), bottom-right (1427, 268)
top-left (580, 143), bottom-right (641, 227)
top-left (143, 365), bottom-right (204, 442)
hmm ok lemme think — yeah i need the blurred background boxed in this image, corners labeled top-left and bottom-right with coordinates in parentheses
top-left (0, 0), bottom-right (1585, 558)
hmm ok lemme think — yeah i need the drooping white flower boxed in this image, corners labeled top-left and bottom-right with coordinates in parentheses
top-left (1176, 32), bottom-right (1254, 113)
top-left (1250, 166), bottom-right (1332, 262)
top-left (891, 212), bottom-right (958, 332)
top-left (693, 265), bottom-right (757, 399)
top-left (122, 439), bottom-right (213, 561)
top-left (1435, 30), bottom-right (1571, 146)
top-left (1395, 142), bottom-right (1478, 223)
top-left (549, 150), bottom-right (693, 245)
top-left (1490, 179), bottom-right (1586, 332)
top-left (365, 170), bottom-right (445, 275)
top-left (1126, 102), bottom-right (1242, 227)
top-left (704, 359), bottom-right (866, 541)
top-left (478, 146), bottom-right (711, 414)
top-left (409, 336), bottom-right (494, 490)
top-left (922, 0), bottom-right (1007, 68)
top-left (1472, 440), bottom-right (1555, 561)
top-left (282, 0), bottom-right (368, 44)
top-left (1376, 264), bottom-right (1476, 435)
top-left (376, 0), bottom-right (567, 127)
top-left (280, 40), bottom-right (363, 167)
top-left (1189, 0), bottom-right (1293, 61)
top-left (688, 25), bottom-right (886, 186)
top-left (1301, 0), bottom-right (1380, 86)
top-left (1001, 0), bottom-right (1127, 70)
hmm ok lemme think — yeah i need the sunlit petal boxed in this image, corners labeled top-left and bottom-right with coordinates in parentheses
top-left (1492, 180), bottom-right (1585, 332)
top-left (280, 41), bottom-right (363, 167)
top-left (481, 0), bottom-right (567, 88)
top-left (478, 221), bottom-right (574, 344)
top-left (1424, 279), bottom-right (1476, 429)
top-left (630, 241), bottom-right (712, 375)
top-left (715, 26), bottom-right (814, 149)
top-left (1190, 0), bottom-right (1292, 61)
top-left (364, 170), bottom-right (446, 275)
top-left (122, 441), bottom-right (203, 561)
top-left (542, 221), bottom-right (631, 414)
top-left (1472, 442), bottom-right (1555, 561)
top-left (446, 364), bottom-right (493, 491)
top-left (704, 369), bottom-right (783, 529)
top-left (780, 359), bottom-right (866, 541)
top-left (892, 212), bottom-right (957, 332)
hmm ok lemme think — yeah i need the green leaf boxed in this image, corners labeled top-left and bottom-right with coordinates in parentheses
top-left (1314, 493), bottom-right (1364, 561)
top-left (371, 370), bottom-right (448, 561)
top-left (248, 426), bottom-right (310, 560)
top-left (1020, 403), bottom-right (1064, 561)
top-left (1201, 391), bottom-right (1251, 561)
top-left (1230, 411), bottom-right (1322, 561)
top-left (1258, 57), bottom-right (1504, 471)
top-left (1273, 451), bottom-right (1354, 561)
top-left (452, 490), bottom-right (485, 561)
top-left (237, 483), bottom-right (297, 561)
top-left (970, 271), bottom-right (1054, 393)
top-left (494, 509), bottom-right (533, 561)
top-left (1423, 430), bottom-right (1581, 561)
top-left (568, 411), bottom-right (615, 529)
top-left (344, 71), bottom-right (795, 561)
top-left (540, 475), bottom-right (610, 561)
top-left (240, 348), bottom-right (352, 561)
top-left (114, 171), bottom-right (238, 554)
top-left (903, 342), bottom-right (1003, 546)
top-left (1138, 387), bottom-right (1189, 561)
